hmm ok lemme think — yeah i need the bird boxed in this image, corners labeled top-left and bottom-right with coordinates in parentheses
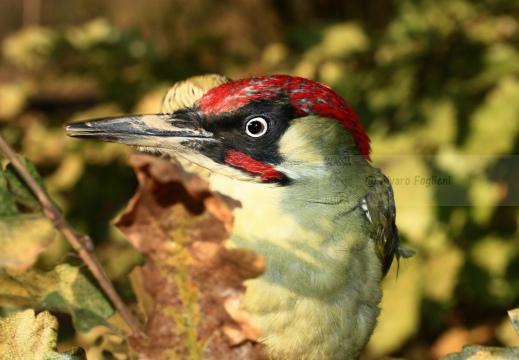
top-left (66, 74), bottom-right (413, 359)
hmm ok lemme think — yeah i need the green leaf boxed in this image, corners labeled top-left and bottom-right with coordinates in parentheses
top-left (0, 169), bottom-right (19, 216)
top-left (0, 214), bottom-right (56, 269)
top-left (0, 309), bottom-right (86, 360)
top-left (3, 157), bottom-right (46, 213)
top-left (0, 264), bottom-right (114, 333)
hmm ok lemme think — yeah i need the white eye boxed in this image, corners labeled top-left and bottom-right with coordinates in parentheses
top-left (245, 117), bottom-right (268, 137)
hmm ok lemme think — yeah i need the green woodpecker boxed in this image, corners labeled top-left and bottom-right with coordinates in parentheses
top-left (67, 74), bottom-right (413, 359)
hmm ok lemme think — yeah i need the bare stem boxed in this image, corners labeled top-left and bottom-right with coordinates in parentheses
top-left (0, 133), bottom-right (145, 338)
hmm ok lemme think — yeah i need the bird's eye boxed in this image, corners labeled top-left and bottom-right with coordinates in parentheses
top-left (245, 117), bottom-right (268, 138)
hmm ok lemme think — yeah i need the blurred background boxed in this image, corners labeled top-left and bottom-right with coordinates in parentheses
top-left (0, 0), bottom-right (518, 358)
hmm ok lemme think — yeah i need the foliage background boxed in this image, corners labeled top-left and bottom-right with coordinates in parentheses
top-left (0, 0), bottom-right (518, 359)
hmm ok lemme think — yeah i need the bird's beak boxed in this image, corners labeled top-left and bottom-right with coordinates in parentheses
top-left (66, 113), bottom-right (213, 149)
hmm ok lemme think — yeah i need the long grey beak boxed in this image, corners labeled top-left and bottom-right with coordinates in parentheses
top-left (66, 113), bottom-right (213, 147)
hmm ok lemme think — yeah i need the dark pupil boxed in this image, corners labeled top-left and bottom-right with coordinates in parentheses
top-left (248, 120), bottom-right (263, 134)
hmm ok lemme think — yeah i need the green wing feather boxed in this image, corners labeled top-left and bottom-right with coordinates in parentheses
top-left (362, 172), bottom-right (414, 276)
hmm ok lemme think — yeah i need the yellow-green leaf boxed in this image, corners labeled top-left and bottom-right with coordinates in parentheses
top-left (0, 309), bottom-right (86, 360)
top-left (0, 214), bottom-right (56, 269)
top-left (0, 264), bottom-right (114, 333)
top-left (441, 344), bottom-right (519, 359)
top-left (508, 308), bottom-right (519, 336)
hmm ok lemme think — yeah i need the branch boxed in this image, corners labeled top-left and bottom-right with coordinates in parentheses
top-left (0, 133), bottom-right (145, 338)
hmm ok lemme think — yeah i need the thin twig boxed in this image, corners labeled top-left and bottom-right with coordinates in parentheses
top-left (0, 133), bottom-right (145, 338)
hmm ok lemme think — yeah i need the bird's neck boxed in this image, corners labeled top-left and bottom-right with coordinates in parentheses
top-left (208, 172), bottom-right (383, 359)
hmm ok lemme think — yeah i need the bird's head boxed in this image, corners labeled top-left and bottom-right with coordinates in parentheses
top-left (67, 74), bottom-right (371, 184)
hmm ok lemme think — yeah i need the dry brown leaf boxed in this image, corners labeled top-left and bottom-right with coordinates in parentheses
top-left (114, 154), bottom-right (265, 360)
